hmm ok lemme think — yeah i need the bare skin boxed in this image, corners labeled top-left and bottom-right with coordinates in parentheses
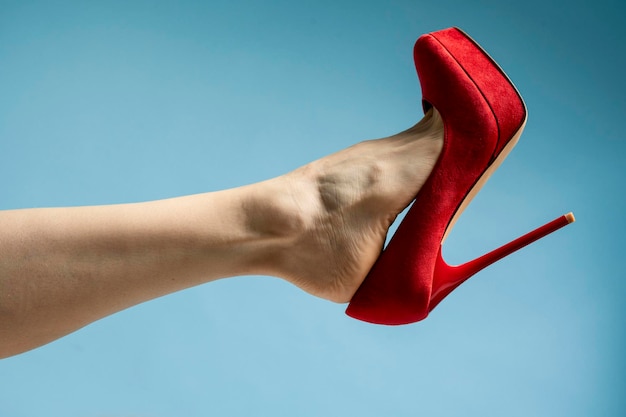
top-left (0, 109), bottom-right (443, 358)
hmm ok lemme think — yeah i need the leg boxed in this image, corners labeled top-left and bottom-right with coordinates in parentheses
top-left (0, 110), bottom-right (443, 358)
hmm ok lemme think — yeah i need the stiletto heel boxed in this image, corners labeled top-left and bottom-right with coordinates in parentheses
top-left (429, 212), bottom-right (575, 312)
top-left (345, 28), bottom-right (574, 325)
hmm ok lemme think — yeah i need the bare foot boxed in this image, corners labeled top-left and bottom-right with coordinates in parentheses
top-left (256, 109), bottom-right (444, 302)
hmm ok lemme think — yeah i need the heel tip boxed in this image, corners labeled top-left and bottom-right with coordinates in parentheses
top-left (565, 212), bottom-right (575, 223)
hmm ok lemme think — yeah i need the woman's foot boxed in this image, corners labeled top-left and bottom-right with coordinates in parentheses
top-left (251, 109), bottom-right (444, 302)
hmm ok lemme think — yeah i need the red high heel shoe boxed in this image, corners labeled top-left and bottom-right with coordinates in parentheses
top-left (345, 27), bottom-right (574, 325)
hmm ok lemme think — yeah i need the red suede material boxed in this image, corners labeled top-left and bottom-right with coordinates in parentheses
top-left (430, 28), bottom-right (526, 158)
top-left (346, 28), bottom-right (526, 325)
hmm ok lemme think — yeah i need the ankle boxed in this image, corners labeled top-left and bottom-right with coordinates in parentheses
top-left (237, 173), bottom-right (330, 285)
top-left (243, 175), bottom-right (318, 240)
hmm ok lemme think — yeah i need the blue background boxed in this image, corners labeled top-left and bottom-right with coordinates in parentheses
top-left (1, 1), bottom-right (624, 416)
